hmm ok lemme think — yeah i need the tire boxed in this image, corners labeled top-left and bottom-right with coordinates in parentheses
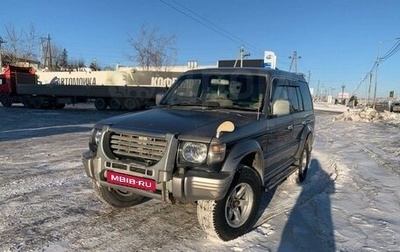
top-left (109, 98), bottom-right (122, 110)
top-left (123, 98), bottom-right (139, 111)
top-left (297, 142), bottom-right (310, 183)
top-left (32, 96), bottom-right (43, 109)
top-left (92, 181), bottom-right (146, 208)
top-left (94, 98), bottom-right (108, 110)
top-left (21, 95), bottom-right (33, 108)
top-left (197, 165), bottom-right (261, 241)
top-left (0, 94), bottom-right (12, 107)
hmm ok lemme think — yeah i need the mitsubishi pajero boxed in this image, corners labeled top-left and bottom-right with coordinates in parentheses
top-left (82, 67), bottom-right (315, 241)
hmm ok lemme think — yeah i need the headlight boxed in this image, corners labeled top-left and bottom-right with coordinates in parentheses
top-left (89, 127), bottom-right (102, 152)
top-left (181, 142), bottom-right (208, 164)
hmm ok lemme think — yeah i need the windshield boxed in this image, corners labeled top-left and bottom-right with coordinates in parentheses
top-left (160, 73), bottom-right (266, 111)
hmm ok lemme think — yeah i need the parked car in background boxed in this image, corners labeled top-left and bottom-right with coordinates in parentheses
top-left (390, 102), bottom-right (400, 113)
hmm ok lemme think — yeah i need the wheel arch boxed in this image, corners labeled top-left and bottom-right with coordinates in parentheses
top-left (220, 139), bottom-right (264, 185)
top-left (295, 124), bottom-right (314, 159)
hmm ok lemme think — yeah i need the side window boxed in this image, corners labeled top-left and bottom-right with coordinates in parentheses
top-left (272, 86), bottom-right (288, 100)
top-left (288, 86), bottom-right (303, 113)
top-left (269, 78), bottom-right (290, 116)
top-left (270, 79), bottom-right (288, 101)
top-left (298, 81), bottom-right (313, 111)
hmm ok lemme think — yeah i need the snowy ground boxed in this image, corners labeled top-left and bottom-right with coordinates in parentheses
top-left (1, 103), bottom-right (399, 252)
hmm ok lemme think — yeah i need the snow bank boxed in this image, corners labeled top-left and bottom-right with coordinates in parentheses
top-left (333, 107), bottom-right (400, 124)
top-left (313, 102), bottom-right (348, 113)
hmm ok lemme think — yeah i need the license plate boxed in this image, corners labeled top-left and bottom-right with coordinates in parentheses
top-left (106, 170), bottom-right (156, 191)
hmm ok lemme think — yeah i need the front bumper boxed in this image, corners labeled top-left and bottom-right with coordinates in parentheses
top-left (82, 151), bottom-right (234, 202)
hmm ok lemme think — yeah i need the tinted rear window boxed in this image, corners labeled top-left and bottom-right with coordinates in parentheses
top-left (298, 81), bottom-right (313, 111)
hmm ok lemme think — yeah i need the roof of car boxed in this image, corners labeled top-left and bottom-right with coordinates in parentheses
top-left (183, 67), bottom-right (307, 81)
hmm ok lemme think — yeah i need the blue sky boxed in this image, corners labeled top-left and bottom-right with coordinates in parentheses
top-left (2, 0), bottom-right (400, 98)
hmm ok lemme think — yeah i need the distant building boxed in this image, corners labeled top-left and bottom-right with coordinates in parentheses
top-left (1, 53), bottom-right (40, 69)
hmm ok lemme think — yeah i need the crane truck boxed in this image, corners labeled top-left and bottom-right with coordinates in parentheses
top-left (0, 65), bottom-right (182, 110)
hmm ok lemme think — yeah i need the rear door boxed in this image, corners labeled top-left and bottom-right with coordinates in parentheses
top-left (289, 81), bottom-right (314, 151)
top-left (263, 78), bottom-right (295, 179)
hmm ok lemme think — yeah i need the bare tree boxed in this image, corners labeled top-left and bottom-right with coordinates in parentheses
top-left (57, 48), bottom-right (69, 70)
top-left (2, 23), bottom-right (39, 65)
top-left (50, 43), bottom-right (63, 70)
top-left (69, 58), bottom-right (86, 70)
top-left (127, 25), bottom-right (178, 71)
top-left (23, 23), bottom-right (38, 61)
top-left (3, 24), bottom-right (21, 65)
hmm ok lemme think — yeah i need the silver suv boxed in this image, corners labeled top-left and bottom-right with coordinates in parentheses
top-left (82, 67), bottom-right (315, 241)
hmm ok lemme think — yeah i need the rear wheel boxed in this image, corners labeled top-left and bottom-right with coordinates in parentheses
top-left (92, 181), bottom-right (146, 208)
top-left (123, 98), bottom-right (139, 111)
top-left (109, 98), bottom-right (122, 110)
top-left (21, 95), bottom-right (33, 108)
top-left (297, 142), bottom-right (310, 183)
top-left (94, 98), bottom-right (108, 110)
top-left (32, 96), bottom-right (43, 109)
top-left (197, 165), bottom-right (261, 241)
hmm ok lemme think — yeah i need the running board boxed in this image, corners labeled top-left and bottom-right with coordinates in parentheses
top-left (264, 165), bottom-right (298, 192)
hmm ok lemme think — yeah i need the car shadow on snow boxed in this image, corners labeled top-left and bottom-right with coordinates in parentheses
top-left (0, 106), bottom-right (125, 142)
top-left (254, 158), bottom-right (336, 251)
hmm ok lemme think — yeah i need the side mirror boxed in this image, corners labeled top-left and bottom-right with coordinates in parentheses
top-left (155, 92), bottom-right (166, 105)
top-left (272, 99), bottom-right (290, 116)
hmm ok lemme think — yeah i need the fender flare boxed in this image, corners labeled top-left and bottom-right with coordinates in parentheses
top-left (296, 124), bottom-right (314, 159)
top-left (220, 139), bottom-right (265, 185)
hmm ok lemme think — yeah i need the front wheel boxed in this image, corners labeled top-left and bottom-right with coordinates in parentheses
top-left (0, 94), bottom-right (12, 107)
top-left (92, 181), bottom-right (146, 208)
top-left (197, 165), bottom-right (261, 241)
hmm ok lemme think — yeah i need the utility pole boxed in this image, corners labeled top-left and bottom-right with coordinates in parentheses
top-left (289, 51), bottom-right (301, 73)
top-left (367, 72), bottom-right (372, 106)
top-left (239, 45), bottom-right (250, 67)
top-left (41, 34), bottom-right (52, 69)
top-left (373, 60), bottom-right (379, 109)
top-left (372, 37), bottom-right (400, 109)
top-left (0, 36), bottom-right (6, 70)
top-left (372, 42), bottom-right (381, 110)
top-left (341, 84), bottom-right (346, 103)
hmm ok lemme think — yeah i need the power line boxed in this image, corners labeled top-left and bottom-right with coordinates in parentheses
top-left (379, 39), bottom-right (400, 62)
top-left (159, 0), bottom-right (263, 55)
top-left (352, 38), bottom-right (400, 96)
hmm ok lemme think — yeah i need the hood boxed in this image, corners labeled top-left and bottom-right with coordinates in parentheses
top-left (96, 107), bottom-right (254, 140)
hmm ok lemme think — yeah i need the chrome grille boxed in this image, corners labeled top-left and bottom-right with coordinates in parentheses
top-left (109, 132), bottom-right (167, 166)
